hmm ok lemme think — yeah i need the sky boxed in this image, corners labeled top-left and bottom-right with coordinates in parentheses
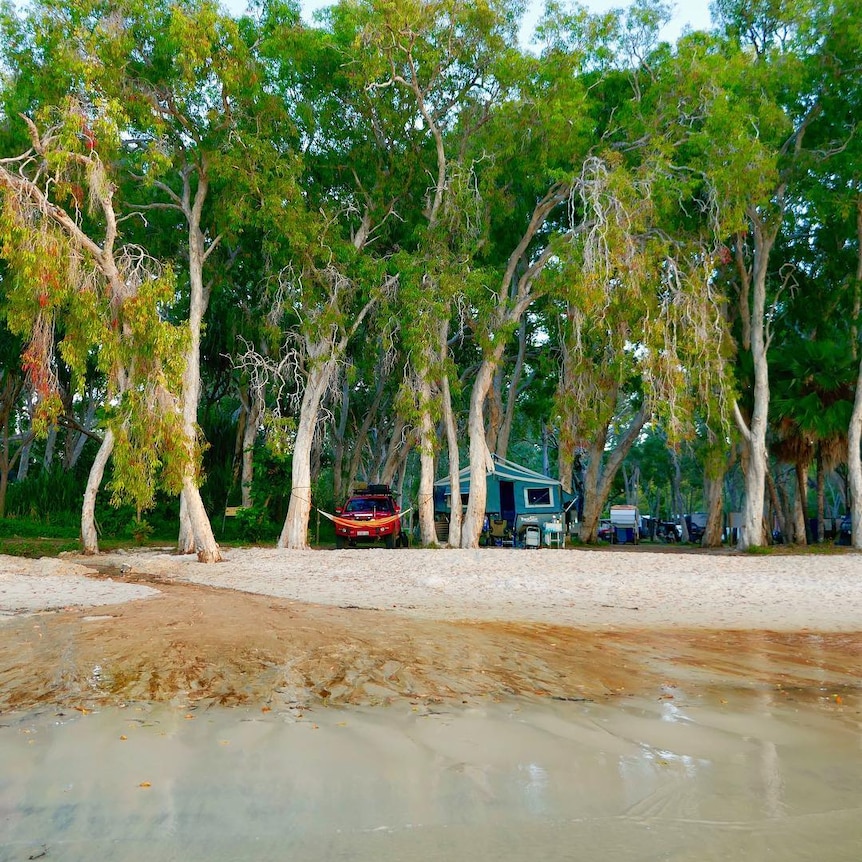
top-left (224, 0), bottom-right (715, 45)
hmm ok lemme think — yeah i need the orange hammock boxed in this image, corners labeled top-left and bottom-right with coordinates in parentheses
top-left (318, 508), bottom-right (412, 532)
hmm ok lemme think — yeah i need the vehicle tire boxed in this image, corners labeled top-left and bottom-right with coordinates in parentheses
top-left (384, 534), bottom-right (395, 549)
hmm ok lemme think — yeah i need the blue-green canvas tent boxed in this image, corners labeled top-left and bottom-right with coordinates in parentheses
top-left (433, 455), bottom-right (573, 530)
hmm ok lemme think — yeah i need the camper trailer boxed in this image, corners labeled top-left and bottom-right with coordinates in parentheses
top-left (434, 455), bottom-right (574, 545)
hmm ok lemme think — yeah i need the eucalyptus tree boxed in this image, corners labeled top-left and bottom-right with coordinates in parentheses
top-left (804, 0), bottom-right (862, 548)
top-left (700, 0), bottom-right (856, 548)
top-left (96, 0), bottom-right (292, 561)
top-left (534, 3), bottom-right (737, 545)
top-left (0, 98), bottom-right (188, 551)
top-left (306, 0), bottom-right (522, 546)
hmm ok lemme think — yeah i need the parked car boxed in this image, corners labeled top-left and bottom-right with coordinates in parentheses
top-left (334, 484), bottom-right (404, 549)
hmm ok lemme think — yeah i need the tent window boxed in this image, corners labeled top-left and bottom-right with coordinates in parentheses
top-left (525, 487), bottom-right (553, 507)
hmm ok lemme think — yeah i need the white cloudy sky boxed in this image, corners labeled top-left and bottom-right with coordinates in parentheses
top-left (224, 0), bottom-right (714, 45)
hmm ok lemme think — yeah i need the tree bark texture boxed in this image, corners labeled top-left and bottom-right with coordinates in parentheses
top-left (278, 361), bottom-right (332, 549)
top-left (441, 372), bottom-right (462, 547)
top-left (736, 221), bottom-right (776, 550)
top-left (702, 469), bottom-right (725, 548)
top-left (81, 429), bottom-right (114, 555)
top-left (578, 406), bottom-right (648, 544)
top-left (417, 379), bottom-right (438, 547)
top-left (178, 178), bottom-right (221, 562)
top-left (461, 358), bottom-right (499, 547)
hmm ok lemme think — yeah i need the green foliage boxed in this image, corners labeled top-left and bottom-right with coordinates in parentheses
top-left (234, 504), bottom-right (275, 543)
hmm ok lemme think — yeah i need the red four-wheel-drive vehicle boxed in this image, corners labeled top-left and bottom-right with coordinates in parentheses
top-left (333, 484), bottom-right (404, 549)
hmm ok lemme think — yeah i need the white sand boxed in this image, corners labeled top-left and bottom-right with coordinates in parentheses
top-left (1, 547), bottom-right (859, 630)
top-left (0, 554), bottom-right (159, 615)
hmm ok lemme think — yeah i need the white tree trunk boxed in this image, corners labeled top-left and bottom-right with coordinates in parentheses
top-left (42, 427), bottom-right (56, 469)
top-left (177, 221), bottom-right (221, 561)
top-left (461, 359), bottom-right (498, 547)
top-left (441, 372), bottom-right (461, 548)
top-left (69, 397), bottom-right (98, 468)
top-left (241, 387), bottom-right (264, 509)
top-left (417, 379), bottom-right (438, 547)
top-left (737, 231), bottom-right (773, 550)
top-left (81, 429), bottom-right (114, 555)
top-left (278, 362), bottom-right (331, 549)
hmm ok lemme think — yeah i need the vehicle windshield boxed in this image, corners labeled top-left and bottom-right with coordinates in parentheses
top-left (344, 498), bottom-right (394, 514)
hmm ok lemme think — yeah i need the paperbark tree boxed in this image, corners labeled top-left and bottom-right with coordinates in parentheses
top-left (275, 264), bottom-right (389, 549)
top-left (0, 105), bottom-right (187, 553)
top-left (706, 0), bottom-right (850, 548)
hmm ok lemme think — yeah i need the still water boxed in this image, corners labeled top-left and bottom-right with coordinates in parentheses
top-left (2, 695), bottom-right (861, 861)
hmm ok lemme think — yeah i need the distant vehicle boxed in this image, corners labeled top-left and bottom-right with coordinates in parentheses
top-left (334, 484), bottom-right (404, 549)
top-left (684, 514), bottom-right (705, 543)
top-left (836, 514), bottom-right (852, 546)
top-left (597, 519), bottom-right (613, 542)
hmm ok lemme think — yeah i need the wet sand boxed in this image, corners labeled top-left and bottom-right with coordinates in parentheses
top-left (1, 547), bottom-right (860, 860)
top-left (3, 695), bottom-right (861, 861)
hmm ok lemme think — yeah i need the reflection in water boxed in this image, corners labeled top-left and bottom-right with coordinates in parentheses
top-left (1, 696), bottom-right (861, 861)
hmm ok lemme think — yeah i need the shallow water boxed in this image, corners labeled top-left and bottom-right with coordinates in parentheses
top-left (2, 695), bottom-right (861, 861)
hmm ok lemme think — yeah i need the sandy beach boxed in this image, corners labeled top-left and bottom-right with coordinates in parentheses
top-left (0, 546), bottom-right (860, 711)
top-left (3, 545), bottom-right (861, 629)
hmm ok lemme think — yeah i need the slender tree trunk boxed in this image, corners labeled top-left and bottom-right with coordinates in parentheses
top-left (178, 226), bottom-right (221, 562)
top-left (461, 357), bottom-right (499, 547)
top-left (332, 378), bottom-right (350, 503)
top-left (497, 319), bottom-right (527, 460)
top-left (815, 446), bottom-right (825, 543)
top-left (240, 386), bottom-right (264, 509)
top-left (43, 427), bottom-right (56, 469)
top-left (81, 430), bottom-right (114, 555)
top-left (485, 367), bottom-right (504, 455)
top-left (16, 435), bottom-right (32, 481)
top-left (765, 468), bottom-right (786, 543)
top-left (441, 371), bottom-right (462, 547)
top-left (541, 423), bottom-right (551, 477)
top-left (278, 361), bottom-right (332, 549)
top-left (778, 470), bottom-right (796, 543)
top-left (671, 450), bottom-right (689, 542)
top-left (703, 470), bottom-right (725, 547)
top-left (735, 221), bottom-right (777, 550)
top-left (345, 373), bottom-right (387, 494)
top-left (380, 419), bottom-right (407, 486)
top-left (794, 462), bottom-right (809, 545)
top-left (579, 406), bottom-right (649, 543)
top-left (417, 378), bottom-right (438, 546)
top-left (16, 391), bottom-right (34, 481)
top-left (69, 397), bottom-right (98, 468)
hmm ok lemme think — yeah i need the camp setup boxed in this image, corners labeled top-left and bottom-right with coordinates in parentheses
top-left (433, 455), bottom-right (574, 547)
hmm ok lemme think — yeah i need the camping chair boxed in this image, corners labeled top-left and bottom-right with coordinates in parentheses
top-left (490, 519), bottom-right (513, 547)
top-left (524, 524), bottom-right (541, 549)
